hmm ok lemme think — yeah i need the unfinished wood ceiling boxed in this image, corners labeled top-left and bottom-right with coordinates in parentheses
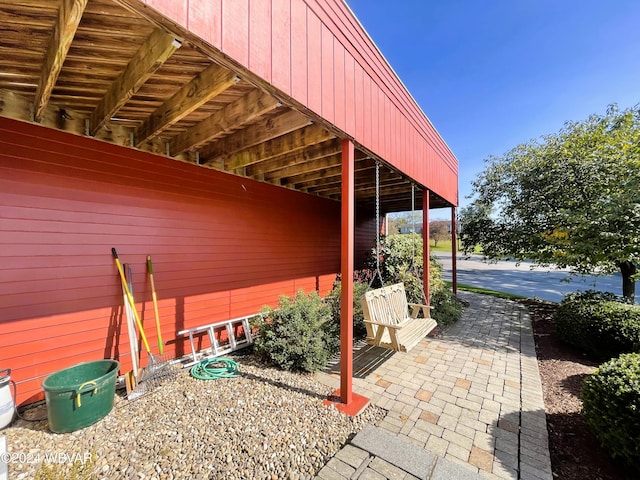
top-left (0, 0), bottom-right (449, 212)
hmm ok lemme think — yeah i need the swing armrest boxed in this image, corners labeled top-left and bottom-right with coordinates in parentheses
top-left (408, 303), bottom-right (433, 318)
top-left (408, 303), bottom-right (433, 309)
top-left (363, 318), bottom-right (411, 330)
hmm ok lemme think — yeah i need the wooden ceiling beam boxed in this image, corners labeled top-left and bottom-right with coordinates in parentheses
top-left (170, 88), bottom-right (281, 156)
top-left (200, 109), bottom-right (312, 167)
top-left (311, 174), bottom-right (407, 197)
top-left (288, 159), bottom-right (375, 188)
top-left (265, 154), bottom-right (342, 182)
top-left (355, 182), bottom-right (413, 200)
top-left (89, 28), bottom-right (181, 135)
top-left (288, 163), bottom-right (342, 186)
top-left (297, 166), bottom-right (381, 194)
top-left (33, 0), bottom-right (88, 122)
top-left (245, 139), bottom-right (340, 178)
top-left (208, 124), bottom-right (334, 171)
top-left (134, 63), bottom-right (239, 146)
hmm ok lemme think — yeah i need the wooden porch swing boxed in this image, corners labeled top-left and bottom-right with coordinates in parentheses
top-left (362, 167), bottom-right (437, 353)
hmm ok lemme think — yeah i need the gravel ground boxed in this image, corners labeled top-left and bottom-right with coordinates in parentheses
top-left (4, 353), bottom-right (384, 480)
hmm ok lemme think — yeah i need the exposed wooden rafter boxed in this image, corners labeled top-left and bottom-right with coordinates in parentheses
top-left (264, 153), bottom-right (341, 182)
top-left (285, 157), bottom-right (375, 189)
top-left (201, 109), bottom-right (314, 169)
top-left (89, 28), bottom-right (181, 135)
top-left (33, 0), bottom-right (88, 122)
top-left (134, 63), bottom-right (239, 146)
top-left (170, 89), bottom-right (281, 156)
top-left (245, 139), bottom-right (340, 178)
top-left (204, 124), bottom-right (335, 172)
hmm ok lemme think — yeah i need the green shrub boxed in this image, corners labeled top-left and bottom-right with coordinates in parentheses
top-left (555, 299), bottom-right (640, 360)
top-left (581, 353), bottom-right (640, 471)
top-left (430, 288), bottom-right (463, 327)
top-left (562, 289), bottom-right (629, 304)
top-left (254, 290), bottom-right (339, 372)
top-left (325, 280), bottom-right (370, 339)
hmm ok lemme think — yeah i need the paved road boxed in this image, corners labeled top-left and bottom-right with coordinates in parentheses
top-left (434, 252), bottom-right (638, 303)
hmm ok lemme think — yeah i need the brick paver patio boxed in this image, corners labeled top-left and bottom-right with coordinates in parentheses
top-left (316, 291), bottom-right (552, 480)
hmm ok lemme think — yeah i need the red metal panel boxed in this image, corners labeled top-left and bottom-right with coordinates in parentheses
top-left (386, 96), bottom-right (393, 161)
top-left (320, 24), bottom-right (334, 123)
top-left (249, 0), bottom-right (272, 83)
top-left (333, 40), bottom-right (346, 132)
top-left (391, 106), bottom-right (398, 170)
top-left (0, 117), bottom-right (342, 405)
top-left (188, 0), bottom-right (222, 49)
top-left (145, 0), bottom-right (188, 28)
top-left (222, 0), bottom-right (250, 68)
top-left (306, 11), bottom-right (322, 115)
top-left (362, 73), bottom-right (372, 148)
top-left (370, 82), bottom-right (379, 153)
top-left (290, 0), bottom-right (308, 104)
top-left (380, 89), bottom-right (388, 159)
top-left (354, 62), bottom-right (364, 141)
top-left (344, 53), bottom-right (355, 137)
top-left (271, 0), bottom-right (292, 95)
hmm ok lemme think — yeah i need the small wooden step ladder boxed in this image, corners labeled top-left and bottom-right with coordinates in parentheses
top-left (177, 313), bottom-right (260, 367)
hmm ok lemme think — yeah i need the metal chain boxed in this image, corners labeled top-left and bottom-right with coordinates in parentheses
top-left (375, 161), bottom-right (381, 275)
top-left (369, 161), bottom-right (384, 287)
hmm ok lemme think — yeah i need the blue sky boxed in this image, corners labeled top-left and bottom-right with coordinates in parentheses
top-left (345, 0), bottom-right (640, 215)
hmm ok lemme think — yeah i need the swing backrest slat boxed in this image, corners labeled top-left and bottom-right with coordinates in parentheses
top-left (363, 283), bottom-right (409, 326)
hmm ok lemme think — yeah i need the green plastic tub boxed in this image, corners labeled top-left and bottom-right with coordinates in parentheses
top-left (42, 359), bottom-right (119, 433)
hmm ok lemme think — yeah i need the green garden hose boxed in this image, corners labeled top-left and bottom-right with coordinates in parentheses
top-left (190, 358), bottom-right (239, 380)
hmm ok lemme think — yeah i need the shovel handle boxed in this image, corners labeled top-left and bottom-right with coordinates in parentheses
top-left (147, 255), bottom-right (164, 355)
top-left (112, 248), bottom-right (151, 352)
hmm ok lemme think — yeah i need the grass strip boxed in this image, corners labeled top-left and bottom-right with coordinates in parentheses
top-left (444, 281), bottom-right (528, 300)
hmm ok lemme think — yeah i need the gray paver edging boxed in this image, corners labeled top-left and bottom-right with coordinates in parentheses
top-left (351, 425), bottom-right (436, 479)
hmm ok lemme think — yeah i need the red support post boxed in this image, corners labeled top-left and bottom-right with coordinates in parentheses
top-left (340, 139), bottom-right (354, 405)
top-left (324, 139), bottom-right (369, 416)
top-left (451, 207), bottom-right (458, 296)
top-left (423, 190), bottom-right (430, 305)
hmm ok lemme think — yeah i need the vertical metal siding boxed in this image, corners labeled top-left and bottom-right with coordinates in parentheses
top-left (321, 25), bottom-right (335, 124)
top-left (271, 0), bottom-right (292, 94)
top-left (249, 0), bottom-right (272, 83)
top-left (222, 0), bottom-right (250, 68)
top-left (188, 0), bottom-right (222, 49)
top-left (306, 11), bottom-right (322, 116)
top-left (333, 41), bottom-right (346, 132)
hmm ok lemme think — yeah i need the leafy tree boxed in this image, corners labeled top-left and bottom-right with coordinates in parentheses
top-left (430, 220), bottom-right (451, 247)
top-left (386, 215), bottom-right (400, 234)
top-left (461, 104), bottom-right (640, 301)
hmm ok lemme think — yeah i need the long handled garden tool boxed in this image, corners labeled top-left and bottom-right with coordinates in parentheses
top-left (112, 248), bottom-right (173, 396)
top-left (147, 255), bottom-right (163, 355)
top-left (122, 264), bottom-right (140, 395)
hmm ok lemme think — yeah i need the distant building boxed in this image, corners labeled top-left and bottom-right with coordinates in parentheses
top-left (398, 226), bottom-right (423, 234)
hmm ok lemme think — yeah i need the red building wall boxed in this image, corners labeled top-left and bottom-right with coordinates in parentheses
top-left (0, 117), bottom-right (350, 405)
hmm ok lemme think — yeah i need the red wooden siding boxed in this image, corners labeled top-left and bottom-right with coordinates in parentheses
top-left (142, 0), bottom-right (458, 206)
top-left (0, 117), bottom-right (369, 406)
top-left (354, 209), bottom-right (376, 269)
